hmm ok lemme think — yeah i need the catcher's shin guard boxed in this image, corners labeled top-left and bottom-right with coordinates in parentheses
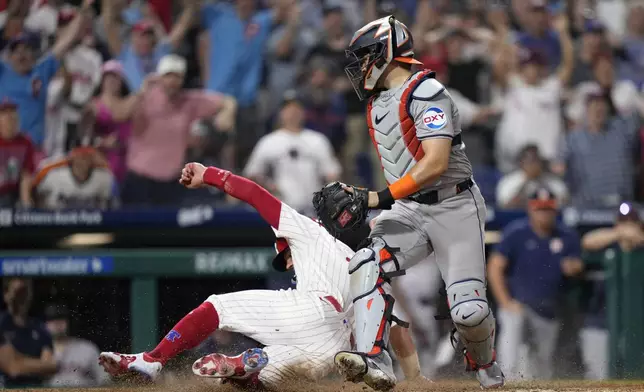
top-left (447, 279), bottom-right (496, 366)
top-left (348, 237), bottom-right (407, 356)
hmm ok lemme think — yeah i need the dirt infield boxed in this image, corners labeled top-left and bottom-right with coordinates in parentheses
top-left (34, 379), bottom-right (644, 392)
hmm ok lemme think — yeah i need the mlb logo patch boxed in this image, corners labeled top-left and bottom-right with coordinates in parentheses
top-left (165, 330), bottom-right (181, 342)
top-left (422, 107), bottom-right (447, 130)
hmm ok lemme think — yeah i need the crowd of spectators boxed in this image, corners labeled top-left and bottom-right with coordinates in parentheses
top-left (0, 0), bottom-right (641, 211)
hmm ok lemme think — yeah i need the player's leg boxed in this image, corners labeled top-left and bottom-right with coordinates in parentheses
top-left (100, 290), bottom-right (336, 380)
top-left (204, 290), bottom-right (348, 346)
top-left (336, 203), bottom-right (432, 391)
top-left (423, 186), bottom-right (503, 388)
top-left (580, 327), bottom-right (609, 380)
top-left (496, 308), bottom-right (526, 380)
top-left (525, 308), bottom-right (559, 379)
top-left (99, 299), bottom-right (220, 380)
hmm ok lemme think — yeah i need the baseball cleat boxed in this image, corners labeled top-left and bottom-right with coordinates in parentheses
top-left (476, 361), bottom-right (505, 389)
top-left (334, 351), bottom-right (396, 392)
top-left (463, 350), bottom-right (505, 389)
top-left (192, 348), bottom-right (268, 379)
top-left (98, 352), bottom-right (162, 381)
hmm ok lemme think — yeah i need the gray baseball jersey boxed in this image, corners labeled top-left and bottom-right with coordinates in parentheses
top-left (366, 69), bottom-right (488, 288)
top-left (367, 70), bottom-right (472, 192)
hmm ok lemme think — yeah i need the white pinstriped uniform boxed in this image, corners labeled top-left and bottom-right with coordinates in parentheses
top-left (206, 204), bottom-right (353, 388)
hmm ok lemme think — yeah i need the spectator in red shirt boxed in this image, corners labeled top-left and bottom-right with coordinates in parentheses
top-left (0, 99), bottom-right (35, 208)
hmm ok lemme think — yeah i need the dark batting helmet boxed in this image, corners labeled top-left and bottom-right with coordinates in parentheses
top-left (345, 15), bottom-right (422, 101)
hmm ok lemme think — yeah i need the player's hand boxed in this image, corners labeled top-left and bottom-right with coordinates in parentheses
top-left (180, 162), bottom-right (207, 189)
top-left (341, 185), bottom-right (379, 208)
top-left (501, 299), bottom-right (523, 314)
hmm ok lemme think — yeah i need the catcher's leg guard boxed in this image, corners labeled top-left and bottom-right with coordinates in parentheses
top-left (447, 279), bottom-right (496, 366)
top-left (348, 237), bottom-right (407, 356)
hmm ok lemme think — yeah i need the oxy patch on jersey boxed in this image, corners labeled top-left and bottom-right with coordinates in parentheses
top-left (422, 106), bottom-right (447, 130)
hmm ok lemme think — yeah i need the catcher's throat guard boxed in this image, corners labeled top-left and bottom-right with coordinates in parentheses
top-left (313, 182), bottom-right (369, 237)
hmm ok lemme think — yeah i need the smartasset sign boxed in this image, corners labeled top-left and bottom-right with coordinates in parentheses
top-left (0, 257), bottom-right (114, 276)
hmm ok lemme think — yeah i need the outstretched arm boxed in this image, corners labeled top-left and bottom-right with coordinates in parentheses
top-left (181, 163), bottom-right (282, 229)
top-left (52, 0), bottom-right (93, 59)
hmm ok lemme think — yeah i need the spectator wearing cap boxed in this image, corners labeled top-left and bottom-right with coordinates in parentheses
top-left (566, 54), bottom-right (644, 129)
top-left (44, 7), bottom-right (103, 158)
top-left (493, 12), bottom-right (574, 173)
top-left (555, 91), bottom-right (639, 207)
top-left (44, 304), bottom-right (107, 387)
top-left (298, 57), bottom-right (346, 153)
top-left (0, 278), bottom-right (57, 387)
top-left (244, 90), bottom-right (340, 215)
top-left (81, 60), bottom-right (134, 184)
top-left (0, 0), bottom-right (92, 148)
top-left (0, 99), bottom-right (35, 208)
top-left (200, 0), bottom-right (293, 170)
top-left (488, 187), bottom-right (583, 381)
top-left (122, 54), bottom-right (237, 206)
top-left (102, 0), bottom-right (196, 91)
top-left (570, 19), bottom-right (608, 87)
top-left (265, 0), bottom-right (317, 117)
top-left (496, 144), bottom-right (568, 209)
top-left (580, 202), bottom-right (644, 380)
top-left (515, 0), bottom-right (563, 70)
top-left (32, 147), bottom-right (115, 210)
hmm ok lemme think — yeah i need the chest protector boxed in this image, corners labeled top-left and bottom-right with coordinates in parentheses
top-left (367, 70), bottom-right (459, 185)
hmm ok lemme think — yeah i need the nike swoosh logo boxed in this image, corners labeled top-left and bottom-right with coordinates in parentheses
top-left (375, 112), bottom-right (389, 125)
top-left (462, 311), bottom-right (476, 320)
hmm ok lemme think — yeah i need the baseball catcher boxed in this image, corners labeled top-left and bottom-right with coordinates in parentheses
top-left (315, 15), bottom-right (504, 392)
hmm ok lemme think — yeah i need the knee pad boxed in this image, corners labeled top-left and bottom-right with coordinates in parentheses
top-left (447, 279), bottom-right (490, 327)
top-left (447, 279), bottom-right (495, 365)
top-left (348, 237), bottom-right (406, 356)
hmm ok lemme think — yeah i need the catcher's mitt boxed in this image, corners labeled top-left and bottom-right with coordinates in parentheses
top-left (312, 182), bottom-right (369, 237)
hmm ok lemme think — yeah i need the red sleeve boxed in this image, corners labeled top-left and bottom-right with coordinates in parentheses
top-left (203, 167), bottom-right (282, 229)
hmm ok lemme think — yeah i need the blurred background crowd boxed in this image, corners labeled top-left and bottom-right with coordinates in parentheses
top-left (1, 0), bottom-right (644, 211)
top-left (2, 0), bottom-right (644, 389)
